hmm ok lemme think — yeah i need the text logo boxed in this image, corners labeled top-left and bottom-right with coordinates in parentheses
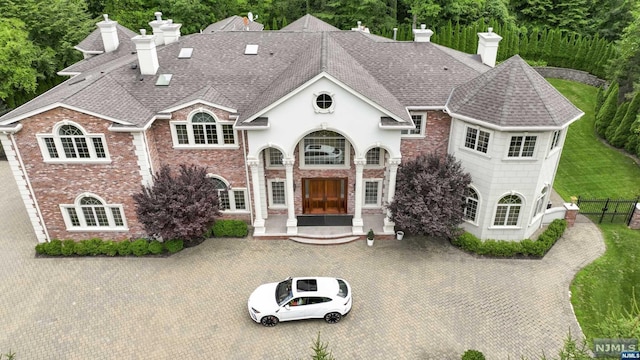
top-left (593, 338), bottom-right (638, 357)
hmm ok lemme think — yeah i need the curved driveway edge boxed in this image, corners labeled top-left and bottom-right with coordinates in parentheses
top-left (0, 160), bottom-right (606, 359)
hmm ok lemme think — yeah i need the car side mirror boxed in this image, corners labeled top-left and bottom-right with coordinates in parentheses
top-left (284, 305), bottom-right (290, 310)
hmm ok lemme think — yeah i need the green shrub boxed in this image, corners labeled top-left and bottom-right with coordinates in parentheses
top-left (35, 243), bottom-right (46, 254)
top-left (99, 241), bottom-right (118, 256)
top-left (61, 240), bottom-right (76, 256)
top-left (461, 349), bottom-right (485, 360)
top-left (453, 218), bottom-right (567, 258)
top-left (452, 232), bottom-right (482, 252)
top-left (148, 240), bottom-right (164, 255)
top-left (519, 239), bottom-right (537, 256)
top-left (212, 220), bottom-right (248, 237)
top-left (164, 239), bottom-right (184, 253)
top-left (74, 241), bottom-right (88, 256)
top-left (46, 239), bottom-right (63, 256)
top-left (117, 240), bottom-right (132, 256)
top-left (130, 239), bottom-right (149, 256)
top-left (84, 238), bottom-right (102, 256)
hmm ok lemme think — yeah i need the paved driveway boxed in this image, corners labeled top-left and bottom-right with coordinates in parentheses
top-left (0, 160), bottom-right (605, 359)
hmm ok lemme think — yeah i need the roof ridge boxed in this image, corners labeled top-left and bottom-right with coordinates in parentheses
top-left (451, 63), bottom-right (501, 113)
top-left (321, 32), bottom-right (328, 71)
top-left (518, 56), bottom-right (561, 125)
top-left (102, 73), bottom-right (154, 120)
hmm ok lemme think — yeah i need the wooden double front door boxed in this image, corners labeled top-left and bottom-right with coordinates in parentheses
top-left (302, 178), bottom-right (347, 214)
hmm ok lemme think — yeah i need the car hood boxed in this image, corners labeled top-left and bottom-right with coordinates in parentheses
top-left (248, 282), bottom-right (279, 312)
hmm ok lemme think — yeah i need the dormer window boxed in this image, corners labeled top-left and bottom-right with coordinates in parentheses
top-left (313, 92), bottom-right (334, 113)
top-left (401, 114), bottom-right (426, 136)
top-left (170, 110), bottom-right (237, 148)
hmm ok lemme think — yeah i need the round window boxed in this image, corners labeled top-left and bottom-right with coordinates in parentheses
top-left (315, 94), bottom-right (333, 109)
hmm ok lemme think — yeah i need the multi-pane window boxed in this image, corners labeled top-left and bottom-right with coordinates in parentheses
top-left (550, 130), bottom-right (562, 150)
top-left (494, 195), bottom-right (522, 226)
top-left (302, 130), bottom-right (347, 166)
top-left (464, 127), bottom-right (490, 153)
top-left (267, 148), bottom-right (284, 167)
top-left (209, 176), bottom-right (247, 212)
top-left (171, 111), bottom-right (236, 146)
top-left (61, 195), bottom-right (126, 230)
top-left (192, 112), bottom-right (217, 144)
top-left (534, 186), bottom-right (548, 217)
top-left (464, 188), bottom-right (479, 222)
top-left (401, 114), bottom-right (424, 135)
top-left (508, 135), bottom-right (537, 157)
top-left (38, 123), bottom-right (109, 161)
top-left (363, 180), bottom-right (382, 207)
top-left (365, 148), bottom-right (384, 167)
top-left (269, 180), bottom-right (286, 206)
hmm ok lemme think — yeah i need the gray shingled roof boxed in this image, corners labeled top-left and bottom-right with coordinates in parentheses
top-left (61, 26), bottom-right (139, 75)
top-left (202, 16), bottom-right (264, 33)
top-left (446, 55), bottom-right (583, 128)
top-left (281, 14), bottom-right (340, 32)
top-left (76, 23), bottom-right (139, 53)
top-left (3, 15), bottom-right (577, 131)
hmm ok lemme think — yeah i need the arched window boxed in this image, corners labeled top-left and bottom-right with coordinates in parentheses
top-left (171, 110), bottom-right (236, 147)
top-left (37, 122), bottom-right (109, 162)
top-left (533, 186), bottom-right (549, 217)
top-left (493, 194), bottom-right (522, 226)
top-left (365, 147), bottom-right (384, 167)
top-left (207, 175), bottom-right (247, 212)
top-left (463, 187), bottom-right (479, 222)
top-left (266, 148), bottom-right (284, 168)
top-left (300, 130), bottom-right (348, 167)
top-left (61, 194), bottom-right (125, 230)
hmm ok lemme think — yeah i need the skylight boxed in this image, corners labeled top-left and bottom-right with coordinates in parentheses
top-left (178, 48), bottom-right (193, 58)
top-left (156, 74), bottom-right (173, 86)
top-left (244, 44), bottom-right (258, 55)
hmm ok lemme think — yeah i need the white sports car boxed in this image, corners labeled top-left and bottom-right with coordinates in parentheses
top-left (248, 277), bottom-right (352, 327)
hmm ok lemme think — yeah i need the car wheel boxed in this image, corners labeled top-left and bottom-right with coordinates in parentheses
top-left (324, 312), bottom-right (342, 324)
top-left (260, 315), bottom-right (279, 327)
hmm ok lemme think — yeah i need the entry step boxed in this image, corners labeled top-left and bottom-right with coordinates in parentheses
top-left (289, 236), bottom-right (360, 245)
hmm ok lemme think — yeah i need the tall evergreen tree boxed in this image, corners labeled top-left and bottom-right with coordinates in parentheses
top-left (595, 81), bottom-right (620, 137)
top-left (605, 102), bottom-right (629, 144)
top-left (612, 92), bottom-right (640, 148)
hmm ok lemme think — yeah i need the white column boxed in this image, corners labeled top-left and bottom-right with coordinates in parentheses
top-left (248, 158), bottom-right (265, 234)
top-left (284, 158), bottom-right (297, 235)
top-left (383, 158), bottom-right (401, 234)
top-left (352, 158), bottom-right (366, 234)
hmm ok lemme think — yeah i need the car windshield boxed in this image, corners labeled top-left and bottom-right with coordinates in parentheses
top-left (275, 278), bottom-right (293, 306)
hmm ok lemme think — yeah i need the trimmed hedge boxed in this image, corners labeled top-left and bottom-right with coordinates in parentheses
top-left (452, 219), bottom-right (567, 258)
top-left (461, 350), bottom-right (485, 360)
top-left (35, 238), bottom-right (184, 257)
top-left (205, 219), bottom-right (248, 238)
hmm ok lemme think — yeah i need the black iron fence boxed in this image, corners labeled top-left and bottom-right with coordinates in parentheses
top-left (576, 196), bottom-right (639, 224)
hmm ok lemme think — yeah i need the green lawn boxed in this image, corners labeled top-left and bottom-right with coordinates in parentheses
top-left (550, 78), bottom-right (640, 200)
top-left (550, 79), bottom-right (640, 344)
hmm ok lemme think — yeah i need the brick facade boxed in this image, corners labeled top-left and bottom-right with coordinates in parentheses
top-left (14, 108), bottom-right (146, 240)
top-left (147, 103), bottom-right (251, 223)
top-left (400, 110), bottom-right (451, 161)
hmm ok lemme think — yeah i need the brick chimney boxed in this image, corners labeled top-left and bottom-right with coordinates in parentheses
top-left (413, 24), bottom-right (434, 42)
top-left (477, 28), bottom-right (502, 67)
top-left (132, 29), bottom-right (159, 75)
top-left (96, 14), bottom-right (119, 53)
top-left (149, 12), bottom-right (167, 46)
top-left (160, 20), bottom-right (182, 45)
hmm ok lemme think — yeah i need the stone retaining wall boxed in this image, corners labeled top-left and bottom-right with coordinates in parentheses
top-left (534, 67), bottom-right (606, 87)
